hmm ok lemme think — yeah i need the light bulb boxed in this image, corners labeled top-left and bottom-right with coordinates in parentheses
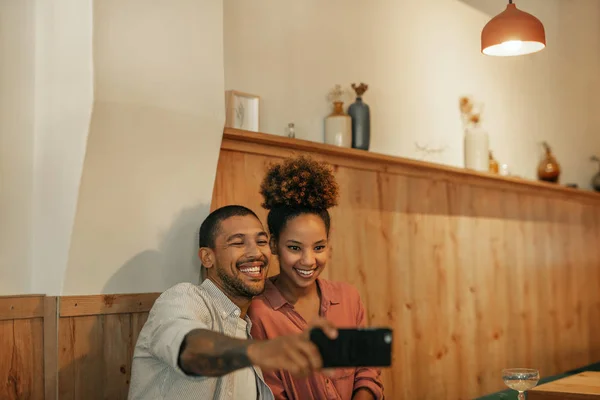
top-left (501, 40), bottom-right (523, 53)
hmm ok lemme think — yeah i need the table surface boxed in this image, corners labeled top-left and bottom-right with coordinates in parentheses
top-left (476, 362), bottom-right (600, 400)
top-left (528, 371), bottom-right (600, 399)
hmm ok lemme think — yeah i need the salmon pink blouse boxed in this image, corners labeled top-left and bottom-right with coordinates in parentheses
top-left (248, 277), bottom-right (384, 400)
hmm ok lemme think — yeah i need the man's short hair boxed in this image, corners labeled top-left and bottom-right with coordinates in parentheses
top-left (199, 205), bottom-right (259, 249)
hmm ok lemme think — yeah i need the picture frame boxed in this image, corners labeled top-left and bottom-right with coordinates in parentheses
top-left (225, 90), bottom-right (260, 132)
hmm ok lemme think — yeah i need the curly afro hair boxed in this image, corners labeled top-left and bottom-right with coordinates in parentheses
top-left (260, 156), bottom-right (340, 241)
top-left (260, 155), bottom-right (339, 211)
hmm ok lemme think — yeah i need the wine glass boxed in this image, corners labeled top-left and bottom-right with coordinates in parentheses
top-left (502, 368), bottom-right (540, 399)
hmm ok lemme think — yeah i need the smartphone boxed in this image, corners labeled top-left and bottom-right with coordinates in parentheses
top-left (309, 327), bottom-right (393, 368)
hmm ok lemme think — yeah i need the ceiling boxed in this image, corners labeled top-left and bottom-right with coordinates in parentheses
top-left (460, 0), bottom-right (541, 17)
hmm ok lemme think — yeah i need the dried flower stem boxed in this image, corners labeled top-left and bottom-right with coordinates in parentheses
top-left (459, 96), bottom-right (484, 129)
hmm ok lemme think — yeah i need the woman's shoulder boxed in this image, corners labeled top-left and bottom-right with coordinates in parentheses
top-left (319, 279), bottom-right (366, 327)
top-left (319, 278), bottom-right (361, 298)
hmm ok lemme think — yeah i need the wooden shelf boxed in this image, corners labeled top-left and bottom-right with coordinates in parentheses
top-left (222, 128), bottom-right (600, 204)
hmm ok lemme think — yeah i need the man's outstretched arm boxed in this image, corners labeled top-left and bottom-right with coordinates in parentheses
top-left (177, 319), bottom-right (339, 378)
top-left (178, 329), bottom-right (252, 376)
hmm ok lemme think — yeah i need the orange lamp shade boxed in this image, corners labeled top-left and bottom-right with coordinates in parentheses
top-left (481, 3), bottom-right (546, 56)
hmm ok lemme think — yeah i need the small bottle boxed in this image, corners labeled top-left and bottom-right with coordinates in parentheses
top-left (489, 151), bottom-right (499, 174)
top-left (287, 123), bottom-right (295, 138)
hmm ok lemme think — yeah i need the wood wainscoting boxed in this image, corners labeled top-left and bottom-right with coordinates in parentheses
top-left (0, 295), bottom-right (47, 400)
top-left (0, 293), bottom-right (159, 400)
top-left (211, 128), bottom-right (600, 399)
top-left (57, 293), bottom-right (159, 400)
top-left (2, 128), bottom-right (599, 400)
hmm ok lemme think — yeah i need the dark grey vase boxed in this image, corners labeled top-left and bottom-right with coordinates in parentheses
top-left (348, 97), bottom-right (370, 150)
top-left (592, 170), bottom-right (600, 192)
top-left (591, 156), bottom-right (600, 192)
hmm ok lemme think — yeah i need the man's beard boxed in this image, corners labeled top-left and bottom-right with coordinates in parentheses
top-left (216, 266), bottom-right (265, 299)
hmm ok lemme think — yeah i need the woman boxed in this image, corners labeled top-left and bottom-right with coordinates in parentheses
top-left (248, 156), bottom-right (384, 400)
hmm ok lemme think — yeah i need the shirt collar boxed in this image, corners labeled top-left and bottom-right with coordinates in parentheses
top-left (263, 277), bottom-right (340, 311)
top-left (201, 278), bottom-right (245, 320)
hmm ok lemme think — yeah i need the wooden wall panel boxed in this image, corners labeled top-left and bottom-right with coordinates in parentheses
top-left (211, 129), bottom-right (600, 400)
top-left (0, 292), bottom-right (157, 400)
top-left (58, 293), bottom-right (159, 400)
top-left (0, 295), bottom-right (45, 400)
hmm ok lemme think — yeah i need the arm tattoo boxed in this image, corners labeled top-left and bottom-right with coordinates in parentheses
top-left (178, 329), bottom-right (253, 377)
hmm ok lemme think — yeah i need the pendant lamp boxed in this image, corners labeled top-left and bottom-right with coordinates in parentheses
top-left (481, 0), bottom-right (546, 56)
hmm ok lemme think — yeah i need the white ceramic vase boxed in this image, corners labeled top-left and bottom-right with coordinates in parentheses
top-left (325, 101), bottom-right (352, 147)
top-left (464, 126), bottom-right (489, 172)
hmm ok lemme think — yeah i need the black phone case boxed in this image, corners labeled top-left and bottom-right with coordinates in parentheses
top-left (309, 327), bottom-right (393, 368)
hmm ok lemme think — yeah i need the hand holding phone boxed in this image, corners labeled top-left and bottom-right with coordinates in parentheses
top-left (248, 318), bottom-right (338, 378)
top-left (309, 327), bottom-right (393, 368)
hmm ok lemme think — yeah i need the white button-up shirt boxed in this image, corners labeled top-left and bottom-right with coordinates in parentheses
top-left (128, 279), bottom-right (274, 400)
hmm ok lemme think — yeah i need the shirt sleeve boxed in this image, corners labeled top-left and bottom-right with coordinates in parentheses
top-left (353, 289), bottom-right (385, 399)
top-left (146, 283), bottom-right (212, 377)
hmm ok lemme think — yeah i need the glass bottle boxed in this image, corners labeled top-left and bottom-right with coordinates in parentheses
top-left (489, 151), bottom-right (499, 174)
top-left (287, 122), bottom-right (295, 138)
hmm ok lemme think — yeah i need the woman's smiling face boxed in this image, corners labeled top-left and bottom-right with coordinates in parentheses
top-left (274, 213), bottom-right (329, 288)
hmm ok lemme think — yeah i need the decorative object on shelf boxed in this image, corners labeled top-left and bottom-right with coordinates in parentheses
top-left (287, 122), bottom-right (296, 138)
top-left (348, 83), bottom-right (371, 150)
top-left (489, 151), bottom-right (499, 174)
top-left (481, 0), bottom-right (546, 57)
top-left (414, 142), bottom-right (448, 162)
top-left (324, 84), bottom-right (352, 148)
top-left (537, 141), bottom-right (560, 183)
top-left (459, 96), bottom-right (489, 172)
top-left (499, 163), bottom-right (511, 176)
top-left (591, 155), bottom-right (600, 192)
top-left (225, 90), bottom-right (260, 132)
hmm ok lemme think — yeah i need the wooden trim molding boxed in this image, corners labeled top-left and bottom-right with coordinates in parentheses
top-left (222, 128), bottom-right (600, 204)
top-left (43, 297), bottom-right (58, 400)
top-left (59, 293), bottom-right (161, 317)
top-left (0, 294), bottom-right (45, 321)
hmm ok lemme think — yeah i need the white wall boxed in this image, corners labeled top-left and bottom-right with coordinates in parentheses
top-left (31, 0), bottom-right (94, 296)
top-left (0, 0), bottom-right (93, 296)
top-left (0, 0), bottom-right (36, 295)
top-left (3, 0), bottom-right (596, 295)
top-left (0, 1), bottom-right (93, 296)
top-left (1, 0), bottom-right (224, 296)
top-left (63, 0), bottom-right (225, 294)
top-left (224, 0), bottom-right (600, 189)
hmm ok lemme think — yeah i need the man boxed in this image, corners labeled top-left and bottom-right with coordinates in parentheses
top-left (128, 205), bottom-right (337, 400)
